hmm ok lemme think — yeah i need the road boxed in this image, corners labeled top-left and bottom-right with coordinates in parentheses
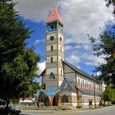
top-left (20, 106), bottom-right (115, 115)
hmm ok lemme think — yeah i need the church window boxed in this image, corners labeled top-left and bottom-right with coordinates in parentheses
top-left (51, 24), bottom-right (56, 31)
top-left (60, 37), bottom-right (62, 41)
top-left (77, 78), bottom-right (80, 86)
top-left (61, 70), bottom-right (63, 75)
top-left (49, 72), bottom-right (55, 79)
top-left (51, 57), bottom-right (53, 63)
top-left (50, 36), bottom-right (54, 41)
top-left (61, 95), bottom-right (69, 103)
top-left (51, 45), bottom-right (53, 51)
top-left (51, 25), bottom-right (54, 30)
top-left (83, 80), bottom-right (85, 86)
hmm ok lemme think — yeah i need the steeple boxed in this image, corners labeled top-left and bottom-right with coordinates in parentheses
top-left (44, 6), bottom-right (64, 90)
top-left (47, 7), bottom-right (63, 24)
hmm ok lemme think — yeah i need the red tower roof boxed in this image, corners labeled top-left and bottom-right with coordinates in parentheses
top-left (47, 7), bottom-right (63, 24)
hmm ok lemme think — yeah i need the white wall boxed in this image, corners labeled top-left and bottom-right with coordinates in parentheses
top-left (47, 33), bottom-right (57, 40)
top-left (58, 33), bottom-right (64, 41)
top-left (46, 56), bottom-right (57, 63)
top-left (47, 68), bottom-right (57, 75)
top-left (47, 44), bottom-right (57, 51)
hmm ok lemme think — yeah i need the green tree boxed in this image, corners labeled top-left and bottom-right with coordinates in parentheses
top-left (105, 0), bottom-right (115, 14)
top-left (89, 23), bottom-right (115, 87)
top-left (103, 86), bottom-right (115, 104)
top-left (28, 82), bottom-right (41, 97)
top-left (105, 0), bottom-right (115, 6)
top-left (0, 0), bottom-right (40, 111)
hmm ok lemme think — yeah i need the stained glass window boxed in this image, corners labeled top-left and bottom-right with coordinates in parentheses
top-left (49, 72), bottom-right (55, 79)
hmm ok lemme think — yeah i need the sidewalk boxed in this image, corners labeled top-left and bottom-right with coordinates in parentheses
top-left (21, 109), bottom-right (80, 113)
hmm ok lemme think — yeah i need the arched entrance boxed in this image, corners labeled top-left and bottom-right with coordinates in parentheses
top-left (38, 92), bottom-right (51, 107)
top-left (52, 95), bottom-right (58, 106)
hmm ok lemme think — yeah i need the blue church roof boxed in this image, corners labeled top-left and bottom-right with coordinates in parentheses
top-left (44, 89), bottom-right (60, 99)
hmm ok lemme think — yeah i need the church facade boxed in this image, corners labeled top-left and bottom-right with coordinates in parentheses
top-left (37, 7), bottom-right (105, 108)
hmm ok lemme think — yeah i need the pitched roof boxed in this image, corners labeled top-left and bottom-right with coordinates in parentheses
top-left (60, 78), bottom-right (75, 91)
top-left (60, 78), bottom-right (102, 96)
top-left (40, 69), bottom-right (46, 76)
top-left (63, 61), bottom-right (100, 83)
top-left (47, 7), bottom-right (63, 24)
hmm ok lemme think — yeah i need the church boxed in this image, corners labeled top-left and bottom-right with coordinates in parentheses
top-left (36, 7), bottom-right (105, 108)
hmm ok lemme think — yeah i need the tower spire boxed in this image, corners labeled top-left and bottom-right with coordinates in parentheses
top-left (47, 6), bottom-right (63, 24)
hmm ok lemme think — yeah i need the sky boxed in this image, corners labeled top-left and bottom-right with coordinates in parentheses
top-left (14, 0), bottom-right (114, 75)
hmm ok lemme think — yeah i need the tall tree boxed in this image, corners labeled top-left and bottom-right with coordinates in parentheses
top-left (105, 0), bottom-right (115, 6)
top-left (89, 23), bottom-right (115, 87)
top-left (105, 0), bottom-right (115, 14)
top-left (0, 0), bottom-right (40, 110)
top-left (103, 86), bottom-right (115, 103)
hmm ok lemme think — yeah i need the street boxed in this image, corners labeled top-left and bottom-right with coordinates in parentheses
top-left (20, 106), bottom-right (115, 115)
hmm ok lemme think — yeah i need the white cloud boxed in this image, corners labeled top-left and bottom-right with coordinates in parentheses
top-left (96, 71), bottom-right (102, 76)
top-left (65, 50), bottom-right (107, 67)
top-left (14, 0), bottom-right (55, 22)
top-left (65, 45), bottom-right (81, 51)
top-left (34, 39), bottom-right (45, 44)
top-left (37, 61), bottom-right (46, 75)
top-left (13, 0), bottom-right (113, 71)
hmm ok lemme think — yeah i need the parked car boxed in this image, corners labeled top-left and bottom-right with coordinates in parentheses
top-left (0, 106), bottom-right (21, 115)
top-left (9, 107), bottom-right (21, 115)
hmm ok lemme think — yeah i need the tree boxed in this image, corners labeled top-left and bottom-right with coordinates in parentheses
top-left (105, 0), bottom-right (115, 14)
top-left (103, 86), bottom-right (115, 104)
top-left (105, 0), bottom-right (115, 6)
top-left (28, 82), bottom-right (41, 97)
top-left (0, 0), bottom-right (40, 111)
top-left (89, 23), bottom-right (115, 87)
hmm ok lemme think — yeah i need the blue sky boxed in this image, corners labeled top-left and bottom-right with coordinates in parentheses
top-left (14, 0), bottom-right (114, 75)
top-left (24, 19), bottom-right (46, 62)
top-left (23, 18), bottom-right (96, 74)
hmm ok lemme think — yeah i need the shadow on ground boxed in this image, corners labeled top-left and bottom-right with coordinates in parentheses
top-left (20, 114), bottom-right (29, 115)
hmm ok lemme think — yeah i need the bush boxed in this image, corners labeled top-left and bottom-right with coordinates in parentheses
top-left (76, 105), bottom-right (82, 108)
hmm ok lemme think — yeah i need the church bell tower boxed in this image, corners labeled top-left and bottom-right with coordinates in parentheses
top-left (44, 7), bottom-right (64, 90)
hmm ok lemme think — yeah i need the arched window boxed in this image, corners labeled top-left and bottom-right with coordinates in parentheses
top-left (60, 37), bottom-right (62, 41)
top-left (61, 70), bottom-right (63, 75)
top-left (50, 36), bottom-right (54, 41)
top-left (61, 95), bottom-right (69, 103)
top-left (51, 45), bottom-right (53, 51)
top-left (51, 25), bottom-right (54, 30)
top-left (51, 57), bottom-right (53, 63)
top-left (49, 72), bottom-right (55, 79)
